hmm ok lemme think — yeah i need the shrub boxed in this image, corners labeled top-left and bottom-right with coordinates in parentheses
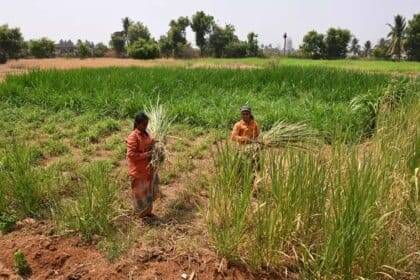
top-left (93, 43), bottom-right (108, 57)
top-left (127, 39), bottom-right (160, 59)
top-left (0, 49), bottom-right (7, 64)
top-left (224, 41), bottom-right (248, 58)
top-left (76, 40), bottom-right (92, 58)
top-left (29, 38), bottom-right (55, 58)
top-left (174, 43), bottom-right (198, 59)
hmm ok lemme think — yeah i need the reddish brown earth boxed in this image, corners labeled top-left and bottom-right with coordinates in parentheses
top-left (0, 220), bottom-right (248, 280)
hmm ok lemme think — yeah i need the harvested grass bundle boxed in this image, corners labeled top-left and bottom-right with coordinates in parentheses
top-left (144, 101), bottom-right (172, 169)
top-left (261, 121), bottom-right (320, 149)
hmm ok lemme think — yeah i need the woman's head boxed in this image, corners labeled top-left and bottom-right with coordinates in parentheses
top-left (240, 105), bottom-right (253, 123)
top-left (134, 111), bottom-right (149, 131)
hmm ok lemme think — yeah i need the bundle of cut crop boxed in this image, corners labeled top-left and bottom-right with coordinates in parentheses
top-left (261, 121), bottom-right (320, 149)
top-left (144, 102), bottom-right (172, 170)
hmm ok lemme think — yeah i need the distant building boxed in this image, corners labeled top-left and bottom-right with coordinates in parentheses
top-left (286, 38), bottom-right (294, 53)
top-left (262, 39), bottom-right (296, 57)
top-left (262, 44), bottom-right (282, 56)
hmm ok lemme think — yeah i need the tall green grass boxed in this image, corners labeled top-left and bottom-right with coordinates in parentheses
top-left (0, 144), bottom-right (58, 219)
top-left (0, 66), bottom-right (402, 141)
top-left (55, 161), bottom-right (122, 241)
top-left (208, 100), bottom-right (419, 279)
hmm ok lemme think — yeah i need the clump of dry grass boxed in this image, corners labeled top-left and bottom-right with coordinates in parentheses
top-left (144, 101), bottom-right (172, 169)
top-left (261, 121), bottom-right (320, 149)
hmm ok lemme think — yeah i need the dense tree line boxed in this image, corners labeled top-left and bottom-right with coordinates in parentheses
top-left (110, 11), bottom-right (262, 59)
top-left (300, 13), bottom-right (420, 61)
top-left (1, 12), bottom-right (419, 64)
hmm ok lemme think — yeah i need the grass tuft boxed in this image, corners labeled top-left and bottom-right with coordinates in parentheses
top-left (14, 250), bottom-right (31, 276)
top-left (55, 161), bottom-right (121, 241)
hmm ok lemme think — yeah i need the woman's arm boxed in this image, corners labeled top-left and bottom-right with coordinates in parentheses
top-left (231, 123), bottom-right (249, 143)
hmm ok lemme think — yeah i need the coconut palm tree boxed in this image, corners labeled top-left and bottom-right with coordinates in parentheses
top-left (363, 41), bottom-right (372, 57)
top-left (387, 15), bottom-right (406, 60)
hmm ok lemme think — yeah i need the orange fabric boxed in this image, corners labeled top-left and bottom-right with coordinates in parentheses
top-left (126, 128), bottom-right (154, 180)
top-left (126, 129), bottom-right (156, 216)
top-left (131, 178), bottom-right (153, 216)
top-left (230, 120), bottom-right (260, 144)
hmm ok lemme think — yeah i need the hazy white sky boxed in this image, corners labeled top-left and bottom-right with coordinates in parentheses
top-left (2, 0), bottom-right (419, 48)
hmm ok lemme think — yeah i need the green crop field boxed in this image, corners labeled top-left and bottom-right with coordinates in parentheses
top-left (191, 57), bottom-right (420, 74)
top-left (0, 61), bottom-right (418, 279)
top-left (0, 66), bottom-right (406, 141)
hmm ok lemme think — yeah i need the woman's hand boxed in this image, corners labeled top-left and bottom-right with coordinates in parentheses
top-left (140, 150), bottom-right (153, 160)
top-left (146, 139), bottom-right (155, 151)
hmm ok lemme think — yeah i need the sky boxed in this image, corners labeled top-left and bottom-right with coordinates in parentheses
top-left (2, 0), bottom-right (419, 49)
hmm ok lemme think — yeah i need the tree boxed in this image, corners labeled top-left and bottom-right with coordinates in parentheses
top-left (0, 50), bottom-right (6, 64)
top-left (110, 31), bottom-right (126, 56)
top-left (76, 40), bottom-right (93, 58)
top-left (363, 41), bottom-right (372, 57)
top-left (20, 41), bottom-right (30, 58)
top-left (191, 11), bottom-right (214, 56)
top-left (373, 38), bottom-right (390, 59)
top-left (158, 35), bottom-right (172, 58)
top-left (93, 43), bottom-right (108, 57)
top-left (208, 24), bottom-right (238, 57)
top-left (127, 22), bottom-right (151, 45)
top-left (324, 28), bottom-right (351, 59)
top-left (300, 30), bottom-right (325, 59)
top-left (122, 17), bottom-right (133, 44)
top-left (29, 38), bottom-right (55, 58)
top-left (167, 16), bottom-right (190, 57)
top-left (387, 15), bottom-right (406, 59)
top-left (405, 14), bottom-right (420, 61)
top-left (246, 32), bottom-right (259, 57)
top-left (127, 39), bottom-right (160, 59)
top-left (350, 37), bottom-right (361, 56)
top-left (0, 24), bottom-right (25, 59)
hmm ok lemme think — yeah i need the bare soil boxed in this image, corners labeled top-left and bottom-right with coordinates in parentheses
top-left (0, 58), bottom-right (259, 82)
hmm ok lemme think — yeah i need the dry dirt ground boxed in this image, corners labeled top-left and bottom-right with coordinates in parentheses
top-left (0, 58), bottom-right (259, 81)
top-left (0, 58), bottom-right (179, 81)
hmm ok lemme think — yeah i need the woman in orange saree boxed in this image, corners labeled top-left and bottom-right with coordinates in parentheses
top-left (126, 112), bottom-right (157, 217)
